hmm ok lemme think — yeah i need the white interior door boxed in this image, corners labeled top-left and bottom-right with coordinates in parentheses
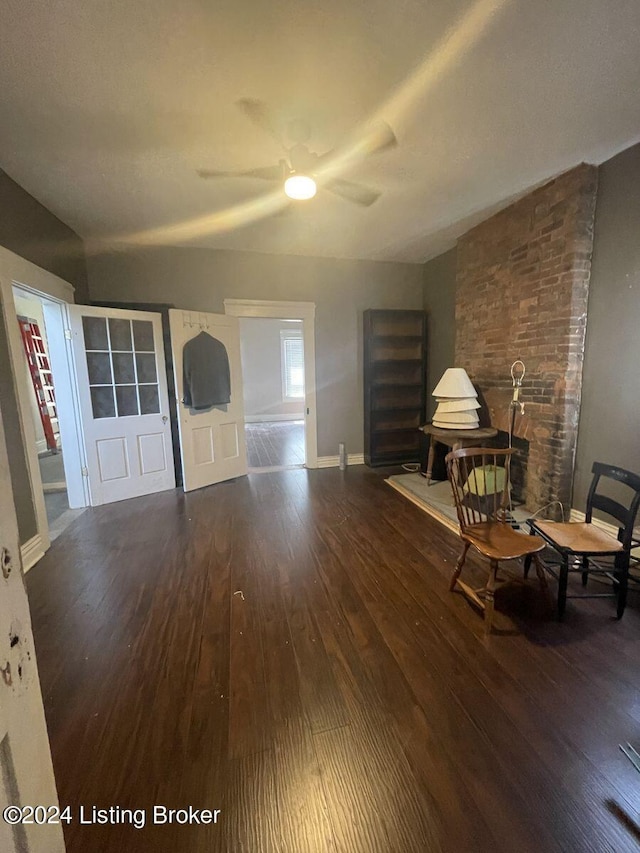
top-left (0, 405), bottom-right (65, 852)
top-left (69, 305), bottom-right (175, 506)
top-left (169, 309), bottom-right (248, 492)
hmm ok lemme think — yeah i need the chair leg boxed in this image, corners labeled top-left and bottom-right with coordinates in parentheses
top-left (523, 527), bottom-right (537, 579)
top-left (558, 557), bottom-right (569, 620)
top-left (449, 541), bottom-right (470, 592)
top-left (531, 553), bottom-right (549, 591)
top-left (615, 555), bottom-right (629, 620)
top-left (484, 560), bottom-right (499, 636)
top-left (581, 555), bottom-right (589, 587)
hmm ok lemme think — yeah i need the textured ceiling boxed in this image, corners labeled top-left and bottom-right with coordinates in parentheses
top-left (1, 0), bottom-right (639, 263)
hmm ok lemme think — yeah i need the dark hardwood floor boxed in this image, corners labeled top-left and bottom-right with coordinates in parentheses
top-left (26, 466), bottom-right (640, 852)
top-left (245, 420), bottom-right (305, 469)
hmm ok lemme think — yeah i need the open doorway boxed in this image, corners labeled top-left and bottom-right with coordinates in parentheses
top-left (12, 286), bottom-right (87, 540)
top-left (239, 317), bottom-right (306, 472)
top-left (225, 298), bottom-right (318, 468)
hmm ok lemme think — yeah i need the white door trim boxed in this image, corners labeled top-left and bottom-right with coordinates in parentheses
top-left (0, 251), bottom-right (78, 567)
top-left (0, 248), bottom-right (92, 569)
top-left (224, 298), bottom-right (318, 469)
top-left (0, 246), bottom-right (75, 302)
top-left (20, 533), bottom-right (46, 572)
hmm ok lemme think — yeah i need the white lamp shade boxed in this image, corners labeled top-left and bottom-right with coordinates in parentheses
top-left (433, 410), bottom-right (479, 425)
top-left (433, 420), bottom-right (480, 430)
top-left (432, 368), bottom-right (477, 399)
top-left (434, 398), bottom-right (481, 413)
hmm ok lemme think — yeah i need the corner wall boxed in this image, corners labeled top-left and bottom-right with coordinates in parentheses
top-left (573, 143), bottom-right (640, 508)
top-left (0, 170), bottom-right (88, 301)
top-left (423, 248), bottom-right (456, 420)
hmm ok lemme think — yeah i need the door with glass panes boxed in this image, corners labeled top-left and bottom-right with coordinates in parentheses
top-left (69, 305), bottom-right (175, 505)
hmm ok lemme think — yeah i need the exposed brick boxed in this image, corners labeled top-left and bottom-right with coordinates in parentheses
top-left (455, 163), bottom-right (598, 511)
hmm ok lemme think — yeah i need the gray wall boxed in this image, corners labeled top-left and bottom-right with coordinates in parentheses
top-left (239, 318), bottom-right (305, 419)
top-left (573, 143), bottom-right (640, 509)
top-left (87, 246), bottom-right (424, 457)
top-left (0, 170), bottom-right (88, 301)
top-left (422, 248), bottom-right (457, 420)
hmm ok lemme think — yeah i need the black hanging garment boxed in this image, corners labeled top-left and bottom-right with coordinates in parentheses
top-left (182, 331), bottom-right (231, 409)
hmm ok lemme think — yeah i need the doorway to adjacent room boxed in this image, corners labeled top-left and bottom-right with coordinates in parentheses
top-left (239, 317), bottom-right (306, 472)
top-left (12, 286), bottom-right (87, 541)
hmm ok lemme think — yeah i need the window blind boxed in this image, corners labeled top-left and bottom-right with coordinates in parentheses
top-left (281, 334), bottom-right (304, 399)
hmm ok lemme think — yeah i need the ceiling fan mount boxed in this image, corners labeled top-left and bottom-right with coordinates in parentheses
top-left (197, 98), bottom-right (397, 208)
top-left (288, 143), bottom-right (318, 174)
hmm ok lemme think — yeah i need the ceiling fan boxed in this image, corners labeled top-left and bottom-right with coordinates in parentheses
top-left (197, 98), bottom-right (397, 207)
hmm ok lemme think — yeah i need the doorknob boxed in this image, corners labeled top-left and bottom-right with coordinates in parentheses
top-left (162, 415), bottom-right (168, 423)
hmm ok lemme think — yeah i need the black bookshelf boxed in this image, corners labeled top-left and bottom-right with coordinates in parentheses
top-left (363, 309), bottom-right (427, 466)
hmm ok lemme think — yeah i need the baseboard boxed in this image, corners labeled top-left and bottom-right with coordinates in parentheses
top-left (244, 414), bottom-right (305, 424)
top-left (317, 454), bottom-right (365, 469)
top-left (42, 481), bottom-right (67, 493)
top-left (21, 533), bottom-right (46, 573)
top-left (569, 508), bottom-right (640, 538)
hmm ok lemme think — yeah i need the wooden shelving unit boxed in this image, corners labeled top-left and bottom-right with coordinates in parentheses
top-left (363, 309), bottom-right (427, 467)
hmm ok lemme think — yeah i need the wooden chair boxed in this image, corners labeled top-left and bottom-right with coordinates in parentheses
top-left (445, 447), bottom-right (547, 636)
top-left (525, 462), bottom-right (640, 620)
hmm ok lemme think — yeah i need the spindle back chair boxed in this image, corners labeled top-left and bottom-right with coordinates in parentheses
top-left (445, 447), bottom-right (547, 635)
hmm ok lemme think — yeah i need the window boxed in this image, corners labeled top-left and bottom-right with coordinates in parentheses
top-left (281, 330), bottom-right (304, 400)
top-left (82, 316), bottom-right (159, 419)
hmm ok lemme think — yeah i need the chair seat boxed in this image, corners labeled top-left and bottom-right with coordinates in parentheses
top-left (462, 522), bottom-right (545, 561)
top-left (533, 520), bottom-right (623, 554)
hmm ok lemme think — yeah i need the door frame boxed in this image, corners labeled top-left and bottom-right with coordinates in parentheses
top-left (224, 299), bottom-right (318, 469)
top-left (0, 246), bottom-right (88, 570)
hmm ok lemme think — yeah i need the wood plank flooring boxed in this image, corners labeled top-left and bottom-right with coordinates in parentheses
top-left (25, 466), bottom-right (640, 852)
top-left (245, 420), bottom-right (305, 469)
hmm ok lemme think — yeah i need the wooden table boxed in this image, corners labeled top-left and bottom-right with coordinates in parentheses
top-left (420, 424), bottom-right (498, 485)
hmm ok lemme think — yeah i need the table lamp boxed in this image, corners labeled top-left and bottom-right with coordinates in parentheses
top-left (432, 368), bottom-right (480, 429)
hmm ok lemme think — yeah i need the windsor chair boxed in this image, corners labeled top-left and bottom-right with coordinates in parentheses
top-left (446, 447), bottom-right (547, 635)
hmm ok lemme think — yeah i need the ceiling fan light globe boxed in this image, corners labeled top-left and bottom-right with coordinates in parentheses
top-left (284, 174), bottom-right (317, 200)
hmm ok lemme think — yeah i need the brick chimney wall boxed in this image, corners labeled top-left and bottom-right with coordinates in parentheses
top-left (455, 164), bottom-right (598, 513)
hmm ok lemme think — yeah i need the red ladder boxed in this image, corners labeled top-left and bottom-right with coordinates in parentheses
top-left (17, 316), bottom-right (59, 453)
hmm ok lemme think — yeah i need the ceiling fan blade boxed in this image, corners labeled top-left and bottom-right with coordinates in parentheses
top-left (363, 121), bottom-right (398, 156)
top-left (197, 164), bottom-right (283, 181)
top-left (236, 98), bottom-right (284, 149)
top-left (197, 169), bottom-right (234, 178)
top-left (325, 179), bottom-right (381, 207)
top-left (318, 122), bottom-right (397, 166)
top-left (239, 165), bottom-right (283, 180)
top-left (272, 203), bottom-right (293, 217)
